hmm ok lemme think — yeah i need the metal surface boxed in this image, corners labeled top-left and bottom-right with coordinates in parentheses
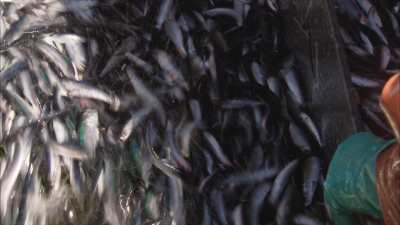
top-left (280, 0), bottom-right (363, 160)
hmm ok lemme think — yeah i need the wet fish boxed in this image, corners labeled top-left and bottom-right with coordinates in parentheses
top-left (282, 69), bottom-right (304, 105)
top-left (302, 156), bottom-right (321, 206)
top-left (165, 18), bottom-right (187, 57)
top-left (289, 122), bottom-right (312, 153)
top-left (127, 67), bottom-right (166, 123)
top-left (299, 112), bottom-right (323, 147)
top-left (276, 184), bottom-right (294, 225)
top-left (249, 183), bottom-right (271, 225)
top-left (204, 8), bottom-right (243, 26)
top-left (0, 1), bottom-right (328, 225)
top-left (126, 53), bottom-right (154, 74)
top-left (48, 140), bottom-right (88, 160)
top-left (36, 41), bottom-right (75, 79)
top-left (62, 79), bottom-right (121, 111)
top-left (79, 109), bottom-right (99, 158)
top-left (0, 59), bottom-right (28, 84)
top-left (203, 132), bottom-right (233, 167)
top-left (268, 159), bottom-right (299, 207)
top-left (156, 0), bottom-right (174, 29)
top-left (293, 214), bottom-right (323, 225)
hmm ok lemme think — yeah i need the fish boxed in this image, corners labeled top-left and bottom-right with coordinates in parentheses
top-left (275, 184), bottom-right (294, 225)
top-left (203, 132), bottom-right (233, 167)
top-left (168, 173), bottom-right (185, 225)
top-left (267, 76), bottom-right (281, 97)
top-left (251, 62), bottom-right (266, 85)
top-left (120, 108), bottom-right (151, 142)
top-left (18, 71), bottom-right (41, 112)
top-left (156, 0), bottom-right (174, 29)
top-left (222, 162), bottom-right (279, 186)
top-left (103, 159), bottom-right (122, 225)
top-left (62, 79), bottom-right (121, 111)
top-left (359, 31), bottom-right (374, 55)
top-left (52, 118), bottom-right (69, 143)
top-left (232, 204), bottom-right (244, 225)
top-left (165, 18), bottom-right (187, 57)
top-left (0, 128), bottom-right (32, 219)
top-left (299, 112), bottom-right (323, 147)
top-left (35, 41), bottom-right (75, 79)
top-left (125, 53), bottom-right (154, 74)
top-left (210, 190), bottom-right (228, 225)
top-left (79, 109), bottom-right (99, 158)
top-left (249, 183), bottom-right (271, 225)
top-left (4, 83), bottom-right (41, 120)
top-left (293, 214), bottom-right (323, 225)
top-left (351, 73), bottom-right (384, 88)
top-left (99, 36), bottom-right (137, 77)
top-left (154, 50), bottom-right (188, 89)
top-left (148, 146), bottom-right (183, 179)
top-left (204, 8), bottom-right (243, 26)
top-left (42, 34), bottom-right (87, 71)
top-left (302, 156), bottom-right (321, 206)
top-left (378, 45), bottom-right (391, 71)
top-left (201, 202), bottom-right (212, 225)
top-left (189, 99), bottom-right (202, 125)
top-left (0, 59), bottom-right (28, 84)
top-left (3, 15), bottom-right (35, 46)
top-left (47, 140), bottom-right (89, 160)
top-left (221, 99), bottom-right (263, 109)
top-left (268, 159), bottom-right (299, 207)
top-left (282, 69), bottom-right (304, 106)
top-left (166, 121), bottom-right (191, 171)
top-left (289, 122), bottom-right (312, 153)
top-left (126, 67), bottom-right (166, 123)
top-left (0, 1), bottom-right (329, 224)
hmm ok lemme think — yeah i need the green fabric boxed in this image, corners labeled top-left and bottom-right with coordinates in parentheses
top-left (324, 132), bottom-right (396, 225)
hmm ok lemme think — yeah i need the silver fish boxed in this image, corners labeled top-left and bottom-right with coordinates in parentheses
top-left (165, 18), bottom-right (187, 57)
top-left (36, 41), bottom-right (75, 79)
top-left (268, 159), bottom-right (299, 207)
top-left (203, 131), bottom-right (232, 167)
top-left (299, 112), bottom-right (323, 147)
top-left (289, 122), bottom-right (311, 153)
top-left (0, 59), bottom-right (27, 84)
top-left (62, 79), bottom-right (121, 111)
top-left (303, 156), bottom-right (321, 206)
top-left (250, 183), bottom-right (272, 225)
top-left (204, 8), bottom-right (243, 26)
top-left (79, 109), bottom-right (99, 158)
top-left (156, 0), bottom-right (174, 29)
top-left (282, 69), bottom-right (304, 105)
top-left (48, 140), bottom-right (89, 160)
top-left (126, 67), bottom-right (166, 123)
top-left (125, 53), bottom-right (154, 74)
top-left (293, 214), bottom-right (323, 225)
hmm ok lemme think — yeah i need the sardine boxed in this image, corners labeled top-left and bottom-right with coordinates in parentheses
top-left (48, 140), bottom-right (89, 160)
top-left (204, 8), bottom-right (243, 26)
top-left (303, 156), bottom-right (321, 206)
top-left (268, 159), bottom-right (299, 207)
top-left (126, 67), bottom-right (166, 123)
top-left (156, 0), bottom-right (174, 29)
top-left (203, 132), bottom-right (233, 167)
top-left (165, 18), bottom-right (187, 57)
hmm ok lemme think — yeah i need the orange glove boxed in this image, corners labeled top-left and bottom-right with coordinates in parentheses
top-left (380, 73), bottom-right (400, 142)
top-left (376, 74), bottom-right (400, 225)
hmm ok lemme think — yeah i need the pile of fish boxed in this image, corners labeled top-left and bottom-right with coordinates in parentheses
top-left (335, 0), bottom-right (400, 136)
top-left (1, 1), bottom-right (325, 225)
